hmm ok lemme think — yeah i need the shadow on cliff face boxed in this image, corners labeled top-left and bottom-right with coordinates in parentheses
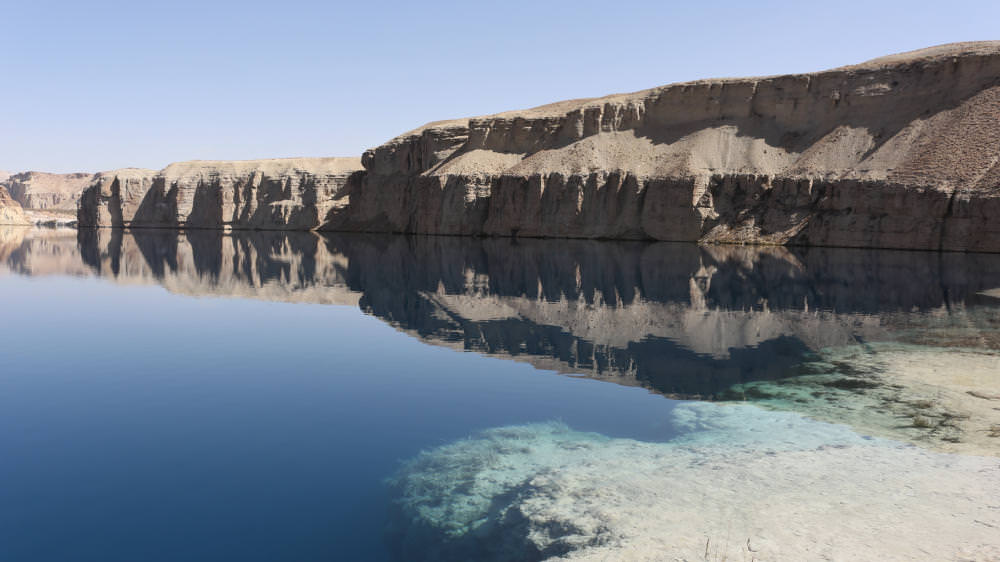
top-left (52, 228), bottom-right (1000, 399)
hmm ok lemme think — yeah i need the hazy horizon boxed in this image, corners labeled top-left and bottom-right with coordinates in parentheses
top-left (3, 0), bottom-right (998, 174)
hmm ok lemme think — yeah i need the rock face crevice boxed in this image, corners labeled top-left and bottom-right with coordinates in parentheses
top-left (78, 42), bottom-right (1000, 251)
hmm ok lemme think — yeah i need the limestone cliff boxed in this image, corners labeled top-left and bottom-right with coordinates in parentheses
top-left (2, 171), bottom-right (95, 212)
top-left (76, 42), bottom-right (1000, 250)
top-left (78, 158), bottom-right (362, 230)
top-left (325, 41), bottom-right (1000, 251)
top-left (0, 185), bottom-right (29, 225)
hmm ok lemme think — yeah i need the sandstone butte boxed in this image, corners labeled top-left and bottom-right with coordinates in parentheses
top-left (67, 41), bottom-right (1000, 251)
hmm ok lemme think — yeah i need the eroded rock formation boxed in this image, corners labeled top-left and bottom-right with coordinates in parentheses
top-left (77, 158), bottom-right (362, 230)
top-left (75, 42), bottom-right (1000, 250)
top-left (324, 42), bottom-right (1000, 250)
top-left (1, 171), bottom-right (95, 212)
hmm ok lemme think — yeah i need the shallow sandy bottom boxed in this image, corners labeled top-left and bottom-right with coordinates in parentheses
top-left (727, 344), bottom-right (1000, 456)
top-left (389, 403), bottom-right (1000, 561)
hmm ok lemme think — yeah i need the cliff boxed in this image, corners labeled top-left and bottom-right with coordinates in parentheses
top-left (2, 171), bottom-right (95, 212)
top-left (326, 41), bottom-right (1000, 250)
top-left (0, 185), bottom-right (29, 225)
top-left (76, 42), bottom-right (1000, 251)
top-left (78, 157), bottom-right (362, 230)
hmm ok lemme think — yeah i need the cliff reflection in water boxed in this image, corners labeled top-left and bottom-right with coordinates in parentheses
top-left (4, 227), bottom-right (1000, 400)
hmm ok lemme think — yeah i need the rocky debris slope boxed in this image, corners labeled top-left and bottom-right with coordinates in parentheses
top-left (388, 405), bottom-right (1000, 561)
top-left (78, 158), bottom-right (362, 230)
top-left (321, 41), bottom-right (1000, 251)
top-left (0, 186), bottom-right (29, 225)
top-left (2, 171), bottom-right (96, 212)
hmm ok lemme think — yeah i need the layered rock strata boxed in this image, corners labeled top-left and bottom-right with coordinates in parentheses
top-left (2, 171), bottom-right (95, 212)
top-left (76, 42), bottom-right (1000, 250)
top-left (325, 42), bottom-right (1000, 251)
top-left (77, 158), bottom-right (362, 230)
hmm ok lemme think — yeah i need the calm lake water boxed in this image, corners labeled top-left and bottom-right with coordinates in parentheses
top-left (1, 227), bottom-right (998, 561)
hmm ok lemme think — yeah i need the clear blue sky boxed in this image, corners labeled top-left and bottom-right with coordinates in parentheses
top-left (2, 0), bottom-right (997, 173)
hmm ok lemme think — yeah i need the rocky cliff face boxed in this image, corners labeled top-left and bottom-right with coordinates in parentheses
top-left (75, 42), bottom-right (1000, 249)
top-left (324, 42), bottom-right (1000, 251)
top-left (0, 186), bottom-right (29, 225)
top-left (77, 158), bottom-right (362, 230)
top-left (2, 171), bottom-right (95, 212)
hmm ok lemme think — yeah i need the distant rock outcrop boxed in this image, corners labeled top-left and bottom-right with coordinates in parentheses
top-left (327, 42), bottom-right (1000, 251)
top-left (2, 171), bottom-right (95, 212)
top-left (76, 42), bottom-right (1000, 251)
top-left (78, 158), bottom-right (362, 230)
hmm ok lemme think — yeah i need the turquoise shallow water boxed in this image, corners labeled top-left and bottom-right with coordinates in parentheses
top-left (1, 228), bottom-right (998, 561)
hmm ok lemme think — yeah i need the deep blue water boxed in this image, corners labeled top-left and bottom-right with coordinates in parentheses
top-left (1, 229), bottom-right (999, 561)
top-left (0, 276), bottom-right (681, 562)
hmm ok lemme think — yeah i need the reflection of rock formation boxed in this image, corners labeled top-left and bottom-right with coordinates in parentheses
top-left (0, 227), bottom-right (90, 276)
top-left (8, 226), bottom-right (1000, 449)
top-left (34, 229), bottom-right (990, 395)
top-left (0, 225), bottom-right (28, 263)
top-left (76, 228), bottom-right (360, 306)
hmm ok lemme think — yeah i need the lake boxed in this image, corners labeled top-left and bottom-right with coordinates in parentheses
top-left (1, 227), bottom-right (998, 561)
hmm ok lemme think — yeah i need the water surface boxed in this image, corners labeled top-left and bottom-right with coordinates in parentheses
top-left (1, 227), bottom-right (998, 560)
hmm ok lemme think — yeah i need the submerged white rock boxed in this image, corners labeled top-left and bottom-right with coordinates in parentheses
top-left (388, 403), bottom-right (1000, 561)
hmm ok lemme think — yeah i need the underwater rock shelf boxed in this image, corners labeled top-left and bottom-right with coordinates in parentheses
top-left (387, 404), bottom-right (1000, 561)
